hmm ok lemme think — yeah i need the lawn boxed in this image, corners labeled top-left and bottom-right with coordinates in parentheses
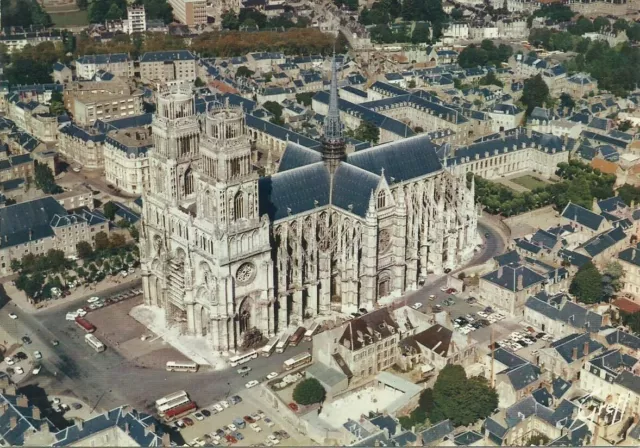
top-left (50, 10), bottom-right (89, 27)
top-left (510, 174), bottom-right (550, 191)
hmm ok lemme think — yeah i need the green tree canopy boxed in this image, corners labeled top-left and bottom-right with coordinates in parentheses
top-left (34, 161), bottom-right (62, 194)
top-left (521, 74), bottom-right (550, 114)
top-left (95, 231), bottom-right (110, 251)
top-left (236, 66), bottom-right (255, 78)
top-left (348, 120), bottom-right (380, 144)
top-left (569, 261), bottom-right (603, 304)
top-left (295, 92), bottom-right (314, 107)
top-left (292, 378), bottom-right (326, 405)
top-left (457, 40), bottom-right (512, 68)
top-left (103, 202), bottom-right (118, 221)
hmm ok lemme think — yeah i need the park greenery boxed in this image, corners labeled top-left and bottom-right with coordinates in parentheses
top-left (292, 378), bottom-right (326, 405)
top-left (13, 250), bottom-right (74, 301)
top-left (400, 365), bottom-right (497, 428)
top-left (0, 0), bottom-right (52, 28)
top-left (472, 160), bottom-right (616, 217)
top-left (359, 0), bottom-right (446, 38)
top-left (457, 40), bottom-right (513, 69)
top-left (295, 92), bottom-right (315, 107)
top-left (221, 9), bottom-right (311, 31)
top-left (521, 74), bottom-right (551, 114)
top-left (569, 261), bottom-right (623, 304)
top-left (614, 184), bottom-right (640, 206)
top-left (620, 310), bottom-right (640, 334)
top-left (34, 161), bottom-right (63, 195)
top-left (263, 101), bottom-right (285, 126)
top-left (345, 120), bottom-right (380, 144)
top-left (86, 0), bottom-right (172, 24)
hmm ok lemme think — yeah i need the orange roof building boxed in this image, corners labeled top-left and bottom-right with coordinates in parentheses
top-left (591, 158), bottom-right (619, 175)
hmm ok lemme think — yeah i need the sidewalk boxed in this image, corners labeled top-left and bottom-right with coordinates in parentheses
top-left (3, 272), bottom-right (142, 314)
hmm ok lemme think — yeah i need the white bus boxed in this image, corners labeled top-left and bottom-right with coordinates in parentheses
top-left (261, 336), bottom-right (279, 357)
top-left (275, 331), bottom-right (292, 354)
top-left (155, 390), bottom-right (189, 413)
top-left (84, 334), bottom-right (105, 352)
top-left (284, 352), bottom-right (312, 371)
top-left (304, 322), bottom-right (320, 341)
top-left (166, 361), bottom-right (199, 373)
top-left (229, 350), bottom-right (258, 367)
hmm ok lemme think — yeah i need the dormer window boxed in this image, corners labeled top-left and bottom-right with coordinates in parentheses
top-left (377, 190), bottom-right (386, 208)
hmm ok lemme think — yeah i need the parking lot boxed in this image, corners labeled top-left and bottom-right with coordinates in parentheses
top-left (173, 389), bottom-right (309, 447)
top-left (64, 286), bottom-right (143, 322)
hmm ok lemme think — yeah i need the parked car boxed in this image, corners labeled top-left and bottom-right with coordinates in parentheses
top-left (244, 416), bottom-right (255, 424)
top-left (429, 294), bottom-right (436, 301)
top-left (183, 418), bottom-right (194, 426)
top-left (237, 366), bottom-right (252, 375)
top-left (359, 308), bottom-right (368, 314)
top-left (263, 417), bottom-right (275, 427)
top-left (8, 313), bottom-right (17, 320)
top-left (32, 365), bottom-right (42, 375)
top-left (51, 340), bottom-right (59, 346)
top-left (21, 336), bottom-right (32, 345)
top-left (245, 380), bottom-right (259, 388)
top-left (15, 352), bottom-right (28, 360)
top-left (276, 431), bottom-right (290, 440)
top-left (257, 410), bottom-right (266, 419)
top-left (201, 409), bottom-right (211, 417)
top-left (411, 302), bottom-right (423, 310)
top-left (15, 367), bottom-right (24, 375)
top-left (266, 372), bottom-right (278, 380)
top-left (87, 296), bottom-right (101, 303)
top-left (288, 402), bottom-right (299, 412)
top-left (213, 403), bottom-right (224, 412)
top-left (33, 351), bottom-right (42, 360)
top-left (250, 423), bottom-right (262, 432)
top-left (229, 395), bottom-right (242, 405)
top-left (235, 432), bottom-right (244, 441)
top-left (228, 424), bottom-right (237, 432)
top-left (220, 400), bottom-right (230, 408)
top-left (193, 412), bottom-right (205, 421)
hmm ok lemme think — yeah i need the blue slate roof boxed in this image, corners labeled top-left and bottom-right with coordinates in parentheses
top-left (505, 396), bottom-right (554, 427)
top-left (503, 362), bottom-right (541, 391)
top-left (598, 144), bottom-right (619, 161)
top-left (550, 399), bottom-right (577, 425)
top-left (604, 329), bottom-right (640, 350)
top-left (332, 163), bottom-right (381, 218)
top-left (516, 238), bottom-right (542, 254)
top-left (493, 347), bottom-right (528, 369)
top-left (60, 124), bottom-right (106, 143)
top-left (484, 417), bottom-right (507, 439)
top-left (76, 53), bottom-right (130, 65)
top-left (579, 226), bottom-right (626, 257)
top-left (245, 115), bottom-right (320, 150)
top-left (94, 113), bottom-right (153, 133)
top-left (0, 392), bottom-right (49, 446)
top-left (52, 62), bottom-right (68, 72)
top-left (481, 264), bottom-right (546, 292)
top-left (341, 85), bottom-right (368, 98)
top-left (494, 250), bottom-right (522, 267)
top-left (532, 387), bottom-right (554, 407)
top-left (561, 202), bottom-right (604, 231)
top-left (558, 248), bottom-right (591, 267)
top-left (370, 81), bottom-right (409, 97)
top-left (550, 333), bottom-right (603, 364)
top-left (581, 130), bottom-right (628, 149)
top-left (552, 377), bottom-right (572, 399)
top-left (598, 196), bottom-right (627, 213)
top-left (618, 242), bottom-right (640, 266)
top-left (370, 415), bottom-right (398, 437)
top-left (0, 197), bottom-right (67, 249)
top-left (277, 142), bottom-right (322, 172)
top-left (113, 202), bottom-right (141, 223)
top-left (140, 50), bottom-right (195, 62)
top-left (391, 431), bottom-right (417, 446)
top-left (420, 419), bottom-right (453, 445)
top-left (453, 431), bottom-right (483, 446)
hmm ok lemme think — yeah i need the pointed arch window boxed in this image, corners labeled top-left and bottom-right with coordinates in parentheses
top-left (377, 190), bottom-right (387, 209)
top-left (184, 168), bottom-right (194, 196)
top-left (234, 191), bottom-right (245, 220)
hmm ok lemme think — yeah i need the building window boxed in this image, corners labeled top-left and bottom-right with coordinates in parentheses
top-left (377, 190), bottom-right (386, 208)
top-left (234, 192), bottom-right (245, 220)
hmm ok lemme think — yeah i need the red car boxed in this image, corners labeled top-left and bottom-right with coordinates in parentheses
top-left (446, 288), bottom-right (457, 294)
top-left (183, 417), bottom-right (194, 426)
top-left (243, 415), bottom-right (255, 423)
top-left (288, 402), bottom-right (299, 412)
top-left (225, 435), bottom-right (237, 444)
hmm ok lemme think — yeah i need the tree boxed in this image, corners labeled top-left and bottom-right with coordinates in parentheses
top-left (76, 0), bottom-right (88, 8)
top-left (559, 92), bottom-right (576, 110)
top-left (105, 3), bottom-right (124, 21)
top-left (129, 226), bottom-right (140, 241)
top-left (103, 202), bottom-right (118, 221)
top-left (408, 79), bottom-right (416, 89)
top-left (602, 261), bottom-right (624, 298)
top-left (451, 8), bottom-right (463, 19)
top-left (295, 92), bottom-right (314, 107)
top-left (411, 22), bottom-right (430, 44)
top-left (292, 378), bottom-right (326, 405)
top-left (521, 74), bottom-right (550, 114)
top-left (95, 232), bottom-right (110, 251)
top-left (236, 66), bottom-right (255, 78)
top-left (194, 77), bottom-right (205, 87)
top-left (76, 241), bottom-right (94, 260)
top-left (525, 434), bottom-right (550, 446)
top-left (34, 161), bottom-right (61, 194)
top-left (49, 90), bottom-right (66, 116)
top-left (116, 219), bottom-right (131, 228)
top-left (479, 71), bottom-right (503, 87)
top-left (349, 121), bottom-right (380, 144)
top-left (570, 261), bottom-right (603, 304)
top-left (263, 101), bottom-right (284, 121)
top-left (10, 259), bottom-right (22, 273)
top-left (619, 120), bottom-right (633, 132)
top-left (430, 365), bottom-right (498, 426)
top-left (109, 233), bottom-right (126, 249)
top-left (620, 310), bottom-right (640, 334)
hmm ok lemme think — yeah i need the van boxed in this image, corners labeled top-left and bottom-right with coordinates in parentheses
top-left (232, 418), bottom-right (246, 429)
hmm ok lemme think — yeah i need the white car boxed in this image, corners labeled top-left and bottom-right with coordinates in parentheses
top-left (87, 296), bottom-right (101, 303)
top-left (250, 423), bottom-right (262, 432)
top-left (76, 309), bottom-right (87, 317)
top-left (266, 372), bottom-right (279, 380)
top-left (477, 311), bottom-right (487, 318)
top-left (34, 351), bottom-right (42, 360)
top-left (65, 312), bottom-right (78, 321)
top-left (15, 367), bottom-right (24, 375)
top-left (429, 294), bottom-right (436, 301)
top-left (220, 400), bottom-right (230, 408)
top-left (213, 403), bottom-right (224, 412)
top-left (32, 365), bottom-right (41, 375)
top-left (246, 380), bottom-right (259, 389)
top-left (440, 286), bottom-right (448, 292)
top-left (8, 313), bottom-right (17, 320)
top-left (228, 424), bottom-right (237, 432)
top-left (268, 435), bottom-right (280, 444)
top-left (193, 412), bottom-right (205, 421)
top-left (412, 302), bottom-right (423, 310)
top-left (4, 357), bottom-right (14, 365)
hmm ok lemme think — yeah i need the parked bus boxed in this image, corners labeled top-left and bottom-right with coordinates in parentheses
top-left (166, 361), bottom-right (199, 373)
top-left (261, 336), bottom-right (279, 357)
top-left (289, 326), bottom-right (306, 347)
top-left (155, 391), bottom-right (188, 410)
top-left (84, 334), bottom-right (105, 352)
top-left (284, 352), bottom-right (312, 371)
top-left (229, 350), bottom-right (258, 367)
top-left (304, 322), bottom-right (320, 341)
top-left (75, 317), bottom-right (96, 333)
top-left (275, 331), bottom-right (292, 354)
top-left (163, 401), bottom-right (197, 421)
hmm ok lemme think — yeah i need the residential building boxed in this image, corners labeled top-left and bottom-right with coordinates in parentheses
top-left (124, 5), bottom-right (147, 34)
top-left (479, 263), bottom-right (548, 317)
top-left (490, 349), bottom-right (543, 408)
top-left (58, 124), bottom-right (106, 169)
top-left (486, 103), bottom-right (525, 132)
top-left (0, 30), bottom-right (62, 54)
top-left (0, 197), bottom-right (108, 275)
top-left (538, 333), bottom-right (604, 379)
top-left (0, 154), bottom-right (33, 184)
top-left (52, 63), bottom-right (72, 84)
top-left (312, 308), bottom-right (401, 384)
top-left (54, 186), bottom-right (95, 210)
top-left (139, 50), bottom-right (197, 82)
top-left (75, 53), bottom-right (134, 80)
top-left (524, 291), bottom-right (603, 337)
top-left (168, 0), bottom-right (207, 26)
top-left (70, 85), bottom-right (144, 126)
top-left (104, 126), bottom-right (153, 195)
top-left (618, 243), bottom-right (640, 295)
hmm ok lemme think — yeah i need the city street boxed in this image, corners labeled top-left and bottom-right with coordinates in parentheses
top-left (0, 218), bottom-right (506, 414)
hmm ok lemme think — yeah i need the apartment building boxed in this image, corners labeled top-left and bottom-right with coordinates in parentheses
top-left (168, 0), bottom-right (207, 26)
top-left (104, 127), bottom-right (152, 195)
top-left (64, 81), bottom-right (143, 126)
top-left (75, 53), bottom-right (134, 80)
top-left (124, 5), bottom-right (147, 34)
top-left (139, 50), bottom-right (197, 82)
top-left (58, 124), bottom-right (106, 169)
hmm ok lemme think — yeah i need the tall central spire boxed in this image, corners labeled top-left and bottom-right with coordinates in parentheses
top-left (322, 52), bottom-right (346, 171)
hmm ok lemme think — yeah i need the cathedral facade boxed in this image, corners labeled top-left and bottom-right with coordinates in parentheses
top-left (140, 59), bottom-right (480, 353)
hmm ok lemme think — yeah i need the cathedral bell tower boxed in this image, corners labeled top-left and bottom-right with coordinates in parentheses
top-left (149, 83), bottom-right (200, 205)
top-left (321, 54), bottom-right (346, 173)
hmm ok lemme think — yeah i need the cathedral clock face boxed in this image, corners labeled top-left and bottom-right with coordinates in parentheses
top-left (378, 229), bottom-right (392, 253)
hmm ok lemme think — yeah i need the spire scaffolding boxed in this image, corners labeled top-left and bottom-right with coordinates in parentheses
top-left (322, 52), bottom-right (346, 171)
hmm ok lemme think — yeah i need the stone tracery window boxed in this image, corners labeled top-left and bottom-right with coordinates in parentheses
top-left (234, 191), bottom-right (245, 220)
top-left (377, 190), bottom-right (387, 208)
top-left (184, 168), bottom-right (194, 196)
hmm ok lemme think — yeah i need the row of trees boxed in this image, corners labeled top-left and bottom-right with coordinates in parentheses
top-left (369, 21), bottom-right (430, 45)
top-left (345, 120), bottom-right (381, 144)
top-left (221, 9), bottom-right (310, 31)
top-left (360, 0), bottom-right (446, 32)
top-left (569, 261), bottom-right (624, 304)
top-left (473, 160), bottom-right (616, 217)
top-left (457, 40), bottom-right (513, 69)
top-left (0, 0), bottom-right (51, 28)
top-left (87, 0), bottom-right (172, 25)
top-left (399, 365), bottom-right (498, 429)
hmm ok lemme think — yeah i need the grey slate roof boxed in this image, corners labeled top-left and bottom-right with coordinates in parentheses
top-left (420, 419), bottom-right (453, 445)
top-left (139, 50), bottom-right (195, 62)
top-left (0, 196), bottom-right (67, 249)
top-left (481, 264), bottom-right (546, 292)
top-left (277, 142), bottom-right (322, 172)
top-left (618, 243), bottom-right (640, 267)
top-left (558, 248), bottom-right (591, 267)
top-left (505, 396), bottom-right (554, 427)
top-left (332, 163), bottom-right (381, 218)
top-left (550, 333), bottom-right (603, 364)
top-left (0, 392), bottom-right (49, 446)
top-left (551, 377), bottom-right (572, 399)
top-left (579, 226), bottom-right (626, 257)
top-left (561, 202), bottom-right (604, 231)
top-left (503, 362), bottom-right (541, 391)
top-left (532, 387), bottom-right (553, 407)
top-left (493, 347), bottom-right (528, 368)
top-left (453, 430), bottom-right (483, 446)
top-left (603, 328), bottom-right (640, 350)
top-left (494, 250), bottom-right (522, 267)
top-left (76, 53), bottom-right (130, 65)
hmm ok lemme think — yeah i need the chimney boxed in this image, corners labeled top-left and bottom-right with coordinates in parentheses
top-left (32, 406), bottom-right (40, 420)
top-left (498, 266), bottom-right (504, 278)
top-left (526, 127), bottom-right (532, 138)
top-left (145, 422), bottom-right (156, 436)
top-left (125, 422), bottom-right (130, 434)
top-left (0, 404), bottom-right (6, 417)
top-left (10, 416), bottom-right (17, 429)
top-left (583, 340), bottom-right (590, 357)
top-left (161, 433), bottom-right (171, 447)
top-left (77, 419), bottom-right (83, 431)
top-left (517, 274), bottom-right (524, 290)
top-left (572, 347), bottom-right (578, 361)
top-left (16, 395), bottom-right (28, 408)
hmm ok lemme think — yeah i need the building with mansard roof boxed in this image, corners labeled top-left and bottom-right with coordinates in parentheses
top-left (139, 56), bottom-right (479, 352)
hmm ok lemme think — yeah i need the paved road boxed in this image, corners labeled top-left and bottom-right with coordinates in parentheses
top-left (1, 219), bottom-right (506, 413)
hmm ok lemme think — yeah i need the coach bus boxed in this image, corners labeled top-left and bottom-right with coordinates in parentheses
top-left (261, 336), bottom-right (279, 357)
top-left (75, 317), bottom-right (96, 333)
top-left (229, 350), bottom-right (258, 367)
top-left (166, 361), bottom-right (199, 373)
top-left (84, 334), bottom-right (105, 352)
top-left (156, 391), bottom-right (190, 414)
top-left (304, 322), bottom-right (320, 341)
top-left (275, 331), bottom-right (292, 354)
top-left (289, 326), bottom-right (306, 347)
top-left (163, 401), bottom-right (197, 421)
top-left (283, 352), bottom-right (312, 371)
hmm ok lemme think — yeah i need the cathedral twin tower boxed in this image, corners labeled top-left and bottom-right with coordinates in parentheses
top-left (140, 60), bottom-right (479, 353)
